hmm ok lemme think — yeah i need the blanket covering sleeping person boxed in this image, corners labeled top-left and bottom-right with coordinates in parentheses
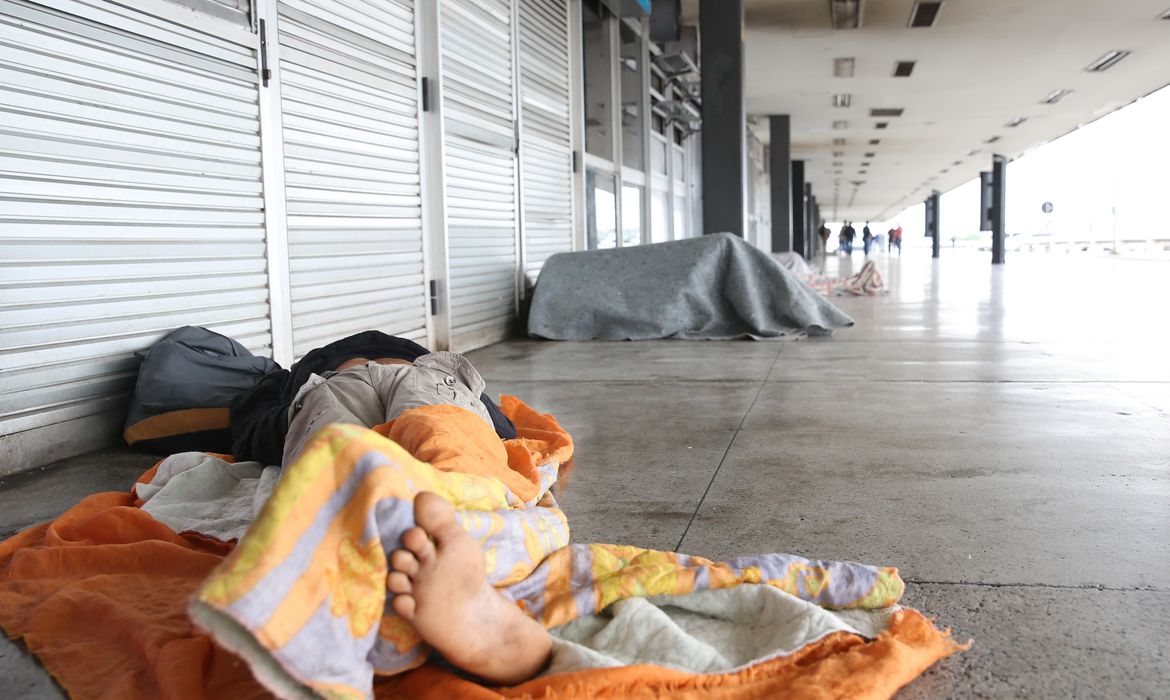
top-left (0, 397), bottom-right (964, 699)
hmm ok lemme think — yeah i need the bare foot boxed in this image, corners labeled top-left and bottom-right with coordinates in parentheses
top-left (386, 492), bottom-right (551, 685)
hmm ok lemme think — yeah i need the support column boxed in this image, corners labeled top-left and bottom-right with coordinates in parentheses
top-left (790, 159), bottom-right (805, 257)
top-left (699, 0), bottom-right (746, 236)
top-left (930, 190), bottom-right (941, 258)
top-left (991, 154), bottom-right (1007, 265)
top-left (769, 115), bottom-right (792, 252)
top-left (803, 182), bottom-right (813, 259)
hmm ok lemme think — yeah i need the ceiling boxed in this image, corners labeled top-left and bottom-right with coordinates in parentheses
top-left (680, 0), bottom-right (1170, 221)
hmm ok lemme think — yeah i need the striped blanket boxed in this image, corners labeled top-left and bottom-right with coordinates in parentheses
top-left (190, 398), bottom-right (957, 699)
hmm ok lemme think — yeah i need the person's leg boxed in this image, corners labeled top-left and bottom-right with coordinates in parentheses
top-left (387, 492), bottom-right (551, 685)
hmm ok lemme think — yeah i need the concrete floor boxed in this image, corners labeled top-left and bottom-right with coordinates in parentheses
top-left (2, 249), bottom-right (1168, 697)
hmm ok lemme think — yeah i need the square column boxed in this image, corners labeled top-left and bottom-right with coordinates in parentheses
top-left (768, 115), bottom-right (792, 252)
top-left (699, 0), bottom-right (746, 236)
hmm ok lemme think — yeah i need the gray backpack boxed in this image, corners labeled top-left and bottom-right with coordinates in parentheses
top-left (123, 326), bottom-right (279, 454)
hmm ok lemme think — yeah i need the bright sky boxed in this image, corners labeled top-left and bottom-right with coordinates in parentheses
top-left (830, 82), bottom-right (1170, 249)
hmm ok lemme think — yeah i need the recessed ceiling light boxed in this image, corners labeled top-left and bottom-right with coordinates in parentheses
top-left (893, 61), bottom-right (916, 77)
top-left (832, 161), bottom-right (844, 166)
top-left (984, 135), bottom-right (1001, 144)
top-left (833, 151), bottom-right (845, 157)
top-left (1006, 116), bottom-right (1027, 127)
top-left (1040, 89), bottom-right (1073, 104)
top-left (864, 151), bottom-right (875, 157)
top-left (858, 170), bottom-right (867, 174)
top-left (861, 161), bottom-right (871, 166)
top-left (875, 122), bottom-right (889, 129)
top-left (832, 93), bottom-right (852, 108)
top-left (870, 108), bottom-right (904, 117)
top-left (869, 138), bottom-right (881, 145)
top-left (834, 57), bottom-right (856, 77)
top-left (832, 120), bottom-right (849, 130)
top-left (952, 160), bottom-right (962, 166)
top-left (833, 137), bottom-right (847, 145)
top-left (967, 148), bottom-right (980, 156)
top-left (908, 1), bottom-right (943, 28)
top-left (830, 0), bottom-right (863, 30)
top-left (1085, 50), bottom-right (1131, 72)
top-left (940, 168), bottom-right (949, 173)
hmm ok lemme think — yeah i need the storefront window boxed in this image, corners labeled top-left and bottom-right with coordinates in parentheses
top-left (621, 183), bottom-right (643, 246)
top-left (587, 169), bottom-right (618, 249)
top-left (651, 189), bottom-right (669, 243)
top-left (619, 23), bottom-right (643, 171)
top-left (651, 136), bottom-right (668, 176)
top-left (583, 3), bottom-right (613, 161)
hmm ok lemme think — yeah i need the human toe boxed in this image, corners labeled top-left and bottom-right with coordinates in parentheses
top-left (387, 571), bottom-right (413, 595)
top-left (390, 548), bottom-right (420, 577)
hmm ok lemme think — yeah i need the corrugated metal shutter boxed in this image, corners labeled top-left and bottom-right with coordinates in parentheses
top-left (517, 0), bottom-right (572, 286)
top-left (0, 0), bottom-right (268, 466)
top-left (275, 0), bottom-right (429, 359)
top-left (440, 0), bottom-right (519, 351)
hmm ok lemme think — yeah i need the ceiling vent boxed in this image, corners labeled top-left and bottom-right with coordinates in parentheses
top-left (893, 61), bottom-right (916, 77)
top-left (984, 135), bottom-right (1001, 144)
top-left (832, 93), bottom-right (852, 108)
top-left (870, 108), bottom-right (904, 117)
top-left (869, 138), bottom-right (881, 145)
top-left (830, 0), bottom-right (863, 30)
top-left (864, 151), bottom-right (875, 157)
top-left (860, 161), bottom-right (871, 166)
top-left (834, 57), bottom-right (856, 78)
top-left (833, 151), bottom-right (845, 157)
top-left (832, 120), bottom-right (849, 130)
top-left (875, 121), bottom-right (889, 129)
top-left (908, 1), bottom-right (943, 28)
top-left (1006, 116), bottom-right (1027, 128)
top-left (833, 137), bottom-right (847, 145)
top-left (1085, 50), bottom-right (1130, 72)
top-left (967, 148), bottom-right (981, 156)
top-left (1040, 89), bottom-right (1072, 104)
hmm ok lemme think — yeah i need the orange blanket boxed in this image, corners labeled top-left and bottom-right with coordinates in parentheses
top-left (0, 398), bottom-right (960, 699)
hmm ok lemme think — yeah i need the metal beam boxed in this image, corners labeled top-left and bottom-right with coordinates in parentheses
top-left (768, 115), bottom-right (792, 252)
top-left (991, 154), bottom-right (1007, 265)
top-left (699, 0), bottom-right (746, 236)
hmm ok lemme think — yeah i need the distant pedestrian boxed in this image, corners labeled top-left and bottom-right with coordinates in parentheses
top-left (862, 223), bottom-right (873, 255)
top-left (819, 224), bottom-right (831, 256)
top-left (890, 225), bottom-right (903, 256)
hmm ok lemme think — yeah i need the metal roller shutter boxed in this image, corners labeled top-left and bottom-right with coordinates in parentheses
top-left (275, 0), bottom-right (429, 359)
top-left (440, 0), bottom-right (519, 351)
top-left (517, 0), bottom-right (572, 286)
top-left (0, 0), bottom-right (268, 468)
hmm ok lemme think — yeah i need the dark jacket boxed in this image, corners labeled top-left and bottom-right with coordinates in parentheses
top-left (230, 331), bottom-right (516, 464)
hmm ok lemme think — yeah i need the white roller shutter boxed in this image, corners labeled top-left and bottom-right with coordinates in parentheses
top-left (275, 0), bottom-right (430, 359)
top-left (440, 0), bottom-right (519, 351)
top-left (517, 0), bottom-right (572, 286)
top-left (0, 0), bottom-right (268, 467)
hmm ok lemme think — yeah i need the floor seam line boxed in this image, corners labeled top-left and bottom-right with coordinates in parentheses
top-left (904, 579), bottom-right (1168, 593)
top-left (673, 347), bottom-right (784, 553)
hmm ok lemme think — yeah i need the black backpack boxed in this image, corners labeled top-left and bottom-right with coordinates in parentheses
top-left (123, 326), bottom-right (279, 455)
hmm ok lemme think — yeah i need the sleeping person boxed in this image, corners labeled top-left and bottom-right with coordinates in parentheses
top-left (280, 347), bottom-right (557, 684)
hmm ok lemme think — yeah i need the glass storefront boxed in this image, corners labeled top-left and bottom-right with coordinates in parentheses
top-left (621, 183), bottom-right (642, 247)
top-left (583, 3), bottom-right (613, 161)
top-left (651, 189), bottom-right (670, 242)
top-left (619, 22), bottom-right (643, 172)
top-left (587, 169), bottom-right (618, 249)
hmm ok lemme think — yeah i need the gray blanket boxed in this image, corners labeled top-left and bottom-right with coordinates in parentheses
top-left (528, 233), bottom-right (854, 340)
